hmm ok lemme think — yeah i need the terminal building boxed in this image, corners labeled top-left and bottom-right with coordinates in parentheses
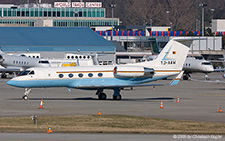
top-left (0, 2), bottom-right (119, 27)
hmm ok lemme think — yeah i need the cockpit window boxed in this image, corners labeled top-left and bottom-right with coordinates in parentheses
top-left (38, 60), bottom-right (49, 64)
top-left (29, 71), bottom-right (35, 75)
top-left (19, 70), bottom-right (30, 76)
top-left (19, 70), bottom-right (35, 76)
top-left (202, 62), bottom-right (212, 65)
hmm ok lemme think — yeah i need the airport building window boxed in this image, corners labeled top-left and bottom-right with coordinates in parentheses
top-left (59, 74), bottom-right (64, 78)
top-left (78, 73), bottom-right (83, 78)
top-left (0, 7), bottom-right (119, 27)
top-left (88, 73), bottom-right (93, 77)
top-left (98, 73), bottom-right (103, 77)
top-left (68, 74), bottom-right (73, 78)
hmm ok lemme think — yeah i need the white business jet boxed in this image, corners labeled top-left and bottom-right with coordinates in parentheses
top-left (182, 57), bottom-right (214, 80)
top-left (0, 50), bottom-right (50, 78)
top-left (7, 37), bottom-right (193, 100)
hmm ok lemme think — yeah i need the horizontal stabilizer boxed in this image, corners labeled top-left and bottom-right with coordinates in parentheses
top-left (169, 71), bottom-right (184, 86)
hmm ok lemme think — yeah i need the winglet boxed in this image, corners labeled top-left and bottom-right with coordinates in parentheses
top-left (169, 71), bottom-right (184, 86)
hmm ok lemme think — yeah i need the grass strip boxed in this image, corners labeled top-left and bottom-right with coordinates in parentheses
top-left (0, 115), bottom-right (225, 134)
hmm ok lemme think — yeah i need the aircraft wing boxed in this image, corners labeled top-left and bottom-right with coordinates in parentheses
top-left (0, 68), bottom-right (21, 73)
top-left (76, 71), bottom-right (184, 89)
top-left (214, 68), bottom-right (225, 72)
top-left (76, 83), bottom-right (165, 89)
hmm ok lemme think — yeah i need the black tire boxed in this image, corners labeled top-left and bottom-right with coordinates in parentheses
top-left (98, 93), bottom-right (107, 100)
top-left (22, 95), bottom-right (29, 100)
top-left (1, 74), bottom-right (7, 79)
top-left (183, 75), bottom-right (188, 80)
top-left (113, 95), bottom-right (122, 100)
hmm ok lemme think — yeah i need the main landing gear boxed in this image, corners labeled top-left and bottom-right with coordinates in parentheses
top-left (183, 73), bottom-right (191, 80)
top-left (96, 88), bottom-right (122, 100)
top-left (22, 88), bottom-right (31, 100)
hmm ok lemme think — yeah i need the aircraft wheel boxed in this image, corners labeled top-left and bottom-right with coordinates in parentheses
top-left (22, 95), bottom-right (29, 101)
top-left (98, 93), bottom-right (107, 100)
top-left (1, 74), bottom-right (7, 79)
top-left (113, 95), bottom-right (122, 100)
top-left (183, 75), bottom-right (188, 80)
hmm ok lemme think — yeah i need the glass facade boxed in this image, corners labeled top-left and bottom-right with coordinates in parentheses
top-left (0, 7), bottom-right (119, 27)
top-left (0, 8), bottom-right (105, 18)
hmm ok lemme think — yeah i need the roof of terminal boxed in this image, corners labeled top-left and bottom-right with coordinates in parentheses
top-left (0, 27), bottom-right (115, 52)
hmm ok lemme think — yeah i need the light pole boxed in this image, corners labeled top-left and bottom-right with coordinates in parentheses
top-left (110, 4), bottom-right (116, 40)
top-left (199, 3), bottom-right (207, 36)
top-left (166, 10), bottom-right (170, 26)
top-left (211, 9), bottom-right (215, 28)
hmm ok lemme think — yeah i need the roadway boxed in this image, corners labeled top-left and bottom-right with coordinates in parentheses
top-left (0, 72), bottom-right (225, 123)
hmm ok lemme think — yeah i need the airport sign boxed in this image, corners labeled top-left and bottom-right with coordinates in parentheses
top-left (54, 2), bottom-right (102, 8)
top-left (54, 2), bottom-right (71, 8)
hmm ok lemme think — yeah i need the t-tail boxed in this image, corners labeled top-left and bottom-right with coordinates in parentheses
top-left (145, 37), bottom-right (193, 71)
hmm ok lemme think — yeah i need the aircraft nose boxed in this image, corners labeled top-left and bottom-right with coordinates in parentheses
top-left (7, 80), bottom-right (19, 87)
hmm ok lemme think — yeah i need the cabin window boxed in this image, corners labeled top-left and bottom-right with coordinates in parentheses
top-left (189, 64), bottom-right (191, 66)
top-left (75, 56), bottom-right (78, 59)
top-left (88, 73), bottom-right (93, 77)
top-left (68, 74), bottom-right (73, 78)
top-left (83, 56), bottom-right (86, 59)
top-left (87, 56), bottom-right (90, 59)
top-left (79, 56), bottom-right (82, 59)
top-left (13, 61), bottom-right (15, 64)
top-left (67, 56), bottom-right (70, 59)
top-left (78, 73), bottom-right (83, 78)
top-left (59, 74), bottom-right (64, 78)
top-left (98, 73), bottom-right (103, 77)
top-left (71, 56), bottom-right (74, 59)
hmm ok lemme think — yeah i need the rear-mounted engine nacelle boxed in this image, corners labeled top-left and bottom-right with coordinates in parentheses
top-left (114, 66), bottom-right (154, 78)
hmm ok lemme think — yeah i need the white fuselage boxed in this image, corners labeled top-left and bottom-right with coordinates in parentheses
top-left (183, 58), bottom-right (214, 73)
top-left (0, 52), bottom-right (50, 71)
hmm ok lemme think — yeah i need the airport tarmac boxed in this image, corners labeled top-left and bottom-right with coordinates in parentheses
top-left (0, 72), bottom-right (225, 123)
top-left (0, 133), bottom-right (223, 141)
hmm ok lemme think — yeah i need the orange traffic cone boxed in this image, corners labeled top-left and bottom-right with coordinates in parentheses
top-left (47, 126), bottom-right (53, 133)
top-left (176, 96), bottom-right (180, 103)
top-left (97, 109), bottom-right (102, 115)
top-left (160, 101), bottom-right (164, 109)
top-left (39, 99), bottom-right (44, 109)
top-left (219, 108), bottom-right (223, 113)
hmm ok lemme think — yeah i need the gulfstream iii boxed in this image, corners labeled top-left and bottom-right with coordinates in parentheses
top-left (7, 38), bottom-right (193, 100)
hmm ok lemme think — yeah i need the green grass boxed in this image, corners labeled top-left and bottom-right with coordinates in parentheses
top-left (0, 115), bottom-right (225, 134)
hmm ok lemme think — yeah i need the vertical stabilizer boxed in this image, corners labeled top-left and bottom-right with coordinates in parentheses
top-left (151, 37), bottom-right (193, 71)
